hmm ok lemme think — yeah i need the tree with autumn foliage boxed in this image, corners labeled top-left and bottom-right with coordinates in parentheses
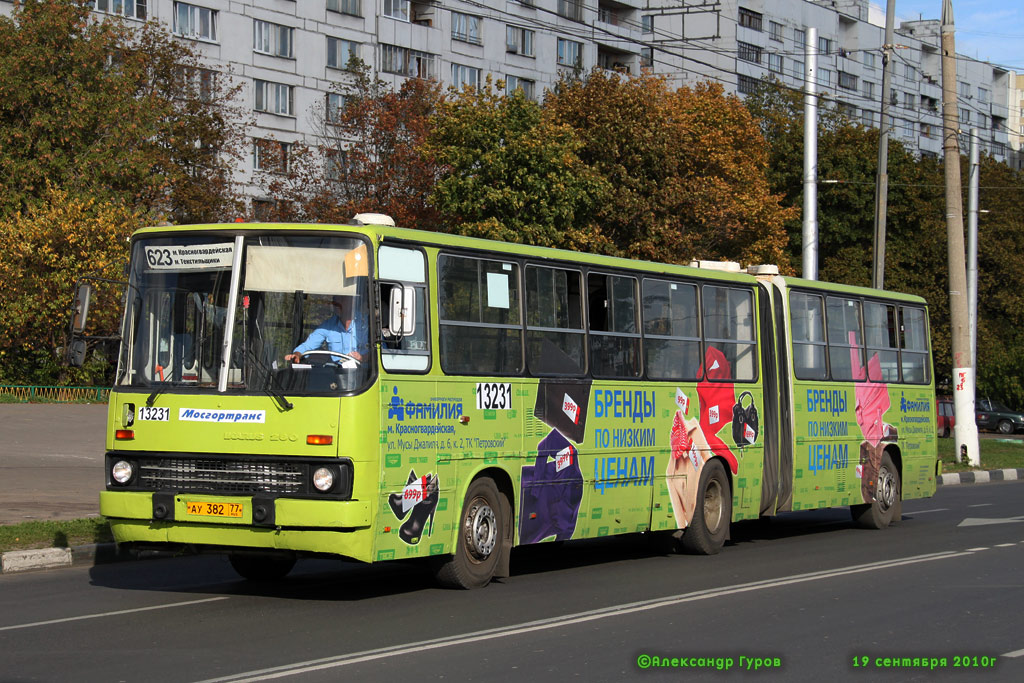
top-left (0, 0), bottom-right (247, 223)
top-left (257, 62), bottom-right (443, 228)
top-left (425, 79), bottom-right (610, 249)
top-left (0, 186), bottom-right (143, 385)
top-left (545, 70), bottom-right (797, 268)
top-left (744, 79), bottom-right (1024, 405)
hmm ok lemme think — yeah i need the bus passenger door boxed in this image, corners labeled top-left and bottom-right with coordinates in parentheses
top-left (756, 282), bottom-right (782, 516)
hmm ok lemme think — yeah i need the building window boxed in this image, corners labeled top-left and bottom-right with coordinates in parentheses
top-left (976, 114), bottom-right (987, 130)
top-left (327, 37), bottom-right (358, 69)
top-left (557, 0), bottom-right (583, 23)
top-left (863, 51), bottom-right (876, 68)
top-left (91, 0), bottom-right (147, 20)
top-left (174, 2), bottom-right (217, 42)
top-left (769, 21), bottom-right (783, 42)
top-left (641, 47), bottom-right (653, 68)
top-left (861, 109), bottom-right (874, 126)
top-left (253, 20), bottom-right (293, 58)
top-left (862, 80), bottom-right (875, 99)
top-left (451, 63), bottom-right (481, 90)
top-left (958, 81), bottom-right (970, 98)
top-left (326, 92), bottom-right (347, 123)
top-left (838, 71), bottom-right (857, 91)
top-left (506, 75), bottom-right (536, 100)
top-left (557, 38), bottom-right (582, 68)
top-left (325, 150), bottom-right (348, 181)
top-left (737, 74), bottom-right (759, 95)
top-left (794, 28), bottom-right (805, 46)
top-left (818, 36), bottom-right (833, 55)
top-left (792, 59), bottom-right (804, 78)
top-left (978, 87), bottom-right (989, 103)
top-left (642, 15), bottom-right (653, 33)
top-left (254, 80), bottom-right (294, 116)
top-left (327, 0), bottom-right (360, 16)
top-left (383, 0), bottom-right (409, 21)
top-left (506, 26), bottom-right (535, 56)
top-left (819, 68), bottom-right (834, 88)
top-left (183, 67), bottom-right (217, 102)
top-left (959, 108), bottom-right (970, 125)
top-left (380, 44), bottom-right (436, 78)
top-left (737, 41), bottom-right (762, 64)
top-left (738, 7), bottom-right (762, 31)
top-left (920, 122), bottom-right (932, 138)
top-left (768, 53), bottom-right (783, 74)
top-left (253, 139), bottom-right (290, 173)
top-left (903, 91), bottom-right (915, 109)
top-left (838, 102), bottom-right (857, 118)
top-left (452, 12), bottom-right (482, 45)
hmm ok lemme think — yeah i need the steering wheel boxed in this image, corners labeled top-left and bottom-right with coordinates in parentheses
top-left (297, 350), bottom-right (361, 367)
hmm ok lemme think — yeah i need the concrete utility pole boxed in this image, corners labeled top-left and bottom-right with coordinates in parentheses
top-left (940, 0), bottom-right (980, 466)
top-left (967, 128), bottom-right (979, 375)
top-left (803, 27), bottom-right (819, 281)
top-left (872, 0), bottom-right (896, 290)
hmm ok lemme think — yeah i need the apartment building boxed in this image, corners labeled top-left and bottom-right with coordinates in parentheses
top-left (2, 0), bottom-right (1017, 197)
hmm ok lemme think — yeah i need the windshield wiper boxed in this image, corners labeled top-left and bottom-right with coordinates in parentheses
top-left (246, 349), bottom-right (293, 412)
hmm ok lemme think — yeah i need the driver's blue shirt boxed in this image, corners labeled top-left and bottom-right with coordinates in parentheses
top-left (293, 315), bottom-right (368, 358)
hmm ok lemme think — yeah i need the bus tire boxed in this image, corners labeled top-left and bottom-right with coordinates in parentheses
top-left (433, 477), bottom-right (504, 589)
top-left (852, 453), bottom-right (901, 529)
top-left (680, 459), bottom-right (730, 555)
top-left (228, 551), bottom-right (296, 581)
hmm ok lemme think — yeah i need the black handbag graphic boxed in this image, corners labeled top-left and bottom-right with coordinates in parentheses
top-left (534, 378), bottom-right (591, 444)
top-left (731, 391), bottom-right (759, 447)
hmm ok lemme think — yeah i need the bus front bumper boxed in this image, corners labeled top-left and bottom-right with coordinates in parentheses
top-left (100, 491), bottom-right (374, 562)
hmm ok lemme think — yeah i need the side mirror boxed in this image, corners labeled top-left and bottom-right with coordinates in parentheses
top-left (72, 283), bottom-right (92, 334)
top-left (387, 286), bottom-right (416, 337)
top-left (68, 339), bottom-right (87, 367)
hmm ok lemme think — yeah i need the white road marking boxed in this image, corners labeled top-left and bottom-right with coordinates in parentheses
top-left (996, 543), bottom-right (1016, 548)
top-left (905, 508), bottom-right (948, 515)
top-left (958, 516), bottom-right (1024, 527)
top-left (194, 551), bottom-right (971, 683)
top-left (966, 547), bottom-right (990, 552)
top-left (968, 503), bottom-right (994, 508)
top-left (1002, 648), bottom-right (1024, 658)
top-left (0, 596), bottom-right (228, 632)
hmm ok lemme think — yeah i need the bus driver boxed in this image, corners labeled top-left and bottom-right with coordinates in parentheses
top-left (285, 294), bottom-right (368, 364)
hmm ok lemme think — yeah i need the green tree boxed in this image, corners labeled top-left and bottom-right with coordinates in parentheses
top-left (426, 80), bottom-right (609, 249)
top-left (0, 0), bottom-right (246, 222)
top-left (0, 186), bottom-right (142, 385)
top-left (545, 70), bottom-right (796, 267)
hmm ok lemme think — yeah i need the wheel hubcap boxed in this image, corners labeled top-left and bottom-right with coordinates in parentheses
top-left (703, 479), bottom-right (723, 533)
top-left (464, 498), bottom-right (497, 561)
top-left (876, 466), bottom-right (896, 511)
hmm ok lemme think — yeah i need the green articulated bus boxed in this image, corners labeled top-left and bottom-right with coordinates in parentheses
top-left (89, 215), bottom-right (939, 587)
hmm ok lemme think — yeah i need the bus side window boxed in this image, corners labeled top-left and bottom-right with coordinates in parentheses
top-left (899, 306), bottom-right (929, 384)
top-left (864, 301), bottom-right (900, 382)
top-left (790, 291), bottom-right (827, 380)
top-left (525, 265), bottom-right (585, 376)
top-left (642, 278), bottom-right (701, 381)
top-left (703, 285), bottom-right (757, 381)
top-left (588, 273), bottom-right (640, 378)
top-left (825, 296), bottom-right (864, 381)
top-left (438, 254), bottom-right (523, 376)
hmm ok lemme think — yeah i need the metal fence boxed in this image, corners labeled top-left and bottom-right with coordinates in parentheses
top-left (0, 385), bottom-right (110, 403)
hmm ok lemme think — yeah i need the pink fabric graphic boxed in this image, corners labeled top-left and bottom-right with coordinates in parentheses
top-left (670, 411), bottom-right (692, 460)
top-left (849, 333), bottom-right (890, 447)
top-left (696, 346), bottom-right (739, 474)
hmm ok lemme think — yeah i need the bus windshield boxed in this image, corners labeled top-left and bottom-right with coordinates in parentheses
top-left (117, 233), bottom-right (373, 396)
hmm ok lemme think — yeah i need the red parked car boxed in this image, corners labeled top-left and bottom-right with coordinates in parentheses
top-left (937, 397), bottom-right (954, 437)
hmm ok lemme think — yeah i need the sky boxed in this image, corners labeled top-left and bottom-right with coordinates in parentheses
top-left (872, 1), bottom-right (1023, 70)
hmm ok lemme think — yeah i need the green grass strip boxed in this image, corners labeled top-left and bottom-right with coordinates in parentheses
top-left (0, 518), bottom-right (112, 554)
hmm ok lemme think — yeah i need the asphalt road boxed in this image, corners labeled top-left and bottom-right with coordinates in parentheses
top-left (1, 483), bottom-right (1022, 682)
top-left (0, 404), bottom-right (107, 524)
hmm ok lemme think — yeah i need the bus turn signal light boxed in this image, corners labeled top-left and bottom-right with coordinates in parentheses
top-left (115, 430), bottom-right (134, 440)
top-left (307, 434), bottom-right (333, 445)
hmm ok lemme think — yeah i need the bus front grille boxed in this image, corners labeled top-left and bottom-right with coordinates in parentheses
top-left (139, 458), bottom-right (304, 494)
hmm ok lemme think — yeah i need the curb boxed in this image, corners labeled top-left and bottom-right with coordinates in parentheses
top-left (4, 468), bottom-right (1024, 575)
top-left (937, 468), bottom-right (1024, 486)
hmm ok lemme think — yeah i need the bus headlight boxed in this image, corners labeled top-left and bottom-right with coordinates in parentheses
top-left (312, 467), bottom-right (335, 492)
top-left (112, 460), bottom-right (134, 484)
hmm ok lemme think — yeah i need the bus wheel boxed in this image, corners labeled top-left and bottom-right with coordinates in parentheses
top-left (228, 552), bottom-right (296, 581)
top-left (680, 459), bottom-right (730, 555)
top-left (434, 478), bottom-right (504, 589)
top-left (852, 453), bottom-right (901, 529)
